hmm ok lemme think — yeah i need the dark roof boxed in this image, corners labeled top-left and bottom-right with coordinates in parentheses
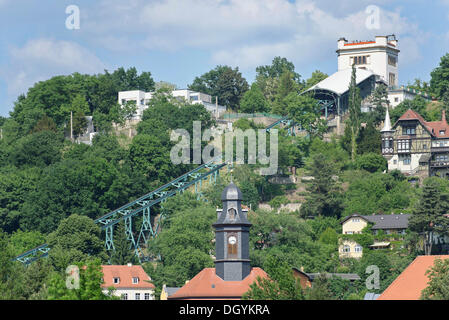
top-left (364, 214), bottom-right (410, 230)
top-left (306, 273), bottom-right (361, 281)
top-left (341, 214), bottom-right (410, 230)
top-left (221, 182), bottom-right (242, 201)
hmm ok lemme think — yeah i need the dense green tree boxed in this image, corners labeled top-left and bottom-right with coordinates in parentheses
top-left (47, 259), bottom-right (117, 300)
top-left (109, 220), bottom-right (138, 265)
top-left (21, 156), bottom-right (123, 232)
top-left (348, 64), bottom-right (362, 161)
top-left (304, 70), bottom-right (328, 90)
top-left (409, 178), bottom-right (449, 255)
top-left (242, 254), bottom-right (305, 300)
top-left (10, 131), bottom-right (63, 168)
top-left (355, 152), bottom-right (387, 173)
top-left (300, 153), bottom-right (343, 218)
top-left (239, 83), bottom-right (270, 113)
top-left (390, 95), bottom-right (429, 123)
top-left (421, 258), bottom-right (449, 300)
top-left (430, 53), bottom-right (449, 99)
top-left (47, 214), bottom-right (108, 270)
top-left (189, 65), bottom-right (249, 111)
top-left (0, 166), bottom-right (41, 233)
top-left (145, 202), bottom-right (215, 288)
top-left (286, 93), bottom-right (327, 137)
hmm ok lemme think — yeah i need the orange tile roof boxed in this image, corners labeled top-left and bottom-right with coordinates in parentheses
top-left (396, 109), bottom-right (449, 138)
top-left (344, 41), bottom-right (376, 46)
top-left (168, 267), bottom-right (269, 300)
top-left (377, 255), bottom-right (449, 300)
top-left (101, 265), bottom-right (155, 289)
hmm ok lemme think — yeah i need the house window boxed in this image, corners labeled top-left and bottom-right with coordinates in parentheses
top-left (352, 218), bottom-right (360, 222)
top-left (132, 277), bottom-right (139, 284)
top-left (423, 144), bottom-right (427, 150)
top-left (113, 277), bottom-right (120, 284)
top-left (402, 155), bottom-right (411, 165)
top-left (393, 160), bottom-right (397, 164)
top-left (436, 155), bottom-right (449, 162)
top-left (140, 99), bottom-right (144, 105)
top-left (397, 140), bottom-right (410, 152)
top-left (346, 231), bottom-right (353, 235)
top-left (121, 99), bottom-right (126, 105)
top-left (352, 55), bottom-right (369, 65)
top-left (389, 73), bottom-right (396, 86)
top-left (343, 245), bottom-right (350, 253)
top-left (135, 293), bottom-right (140, 300)
top-left (190, 95), bottom-right (199, 101)
top-left (122, 293), bottom-right (128, 300)
top-left (388, 55), bottom-right (397, 66)
top-left (144, 293), bottom-right (150, 300)
top-left (355, 245), bottom-right (362, 252)
top-left (440, 130), bottom-right (446, 136)
top-left (403, 126), bottom-right (416, 135)
top-left (395, 97), bottom-right (399, 102)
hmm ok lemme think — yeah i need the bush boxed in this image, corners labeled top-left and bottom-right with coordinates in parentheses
top-left (355, 153), bottom-right (387, 173)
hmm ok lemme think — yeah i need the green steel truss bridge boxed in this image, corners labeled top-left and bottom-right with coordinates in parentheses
top-left (13, 115), bottom-right (301, 265)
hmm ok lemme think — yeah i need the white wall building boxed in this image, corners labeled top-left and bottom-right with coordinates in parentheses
top-left (118, 89), bottom-right (227, 120)
top-left (336, 35), bottom-right (430, 108)
top-left (101, 264), bottom-right (155, 300)
top-left (337, 35), bottom-right (399, 87)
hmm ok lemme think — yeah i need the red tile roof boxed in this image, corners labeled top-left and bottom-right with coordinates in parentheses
top-left (396, 109), bottom-right (449, 138)
top-left (167, 267), bottom-right (269, 300)
top-left (377, 255), bottom-right (449, 300)
top-left (101, 265), bottom-right (155, 289)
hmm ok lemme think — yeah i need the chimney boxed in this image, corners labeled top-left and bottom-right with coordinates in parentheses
top-left (442, 109), bottom-right (446, 123)
top-left (127, 263), bottom-right (132, 267)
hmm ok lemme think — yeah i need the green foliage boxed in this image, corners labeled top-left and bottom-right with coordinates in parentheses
top-left (430, 53), bottom-right (449, 99)
top-left (343, 171), bottom-right (414, 216)
top-left (242, 254), bottom-right (305, 300)
top-left (409, 177), bottom-right (449, 255)
top-left (9, 131), bottom-right (64, 168)
top-left (421, 258), bottom-right (449, 300)
top-left (286, 93), bottom-right (327, 137)
top-left (268, 195), bottom-right (289, 209)
top-left (390, 95), bottom-right (429, 123)
top-left (355, 152), bottom-right (387, 173)
top-left (304, 70), bottom-right (328, 90)
top-left (47, 214), bottom-right (107, 270)
top-left (0, 166), bottom-right (41, 233)
top-left (300, 153), bottom-right (344, 218)
top-left (109, 220), bottom-right (138, 265)
top-left (47, 259), bottom-right (117, 300)
top-left (347, 64), bottom-right (362, 161)
top-left (240, 83), bottom-right (270, 113)
top-left (146, 201), bottom-right (215, 288)
top-left (189, 65), bottom-right (249, 111)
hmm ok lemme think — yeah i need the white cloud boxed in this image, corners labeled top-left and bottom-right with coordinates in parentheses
top-left (80, 0), bottom-right (421, 74)
top-left (2, 39), bottom-right (105, 97)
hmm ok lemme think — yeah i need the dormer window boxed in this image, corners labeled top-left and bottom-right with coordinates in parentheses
top-left (403, 126), bottom-right (416, 135)
top-left (113, 277), bottom-right (120, 284)
top-left (228, 208), bottom-right (236, 221)
top-left (132, 277), bottom-right (139, 284)
top-left (440, 130), bottom-right (446, 136)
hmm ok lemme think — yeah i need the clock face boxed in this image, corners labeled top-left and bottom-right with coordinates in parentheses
top-left (228, 236), bottom-right (237, 245)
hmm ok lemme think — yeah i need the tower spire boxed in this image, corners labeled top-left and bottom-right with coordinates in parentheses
top-left (381, 107), bottom-right (392, 132)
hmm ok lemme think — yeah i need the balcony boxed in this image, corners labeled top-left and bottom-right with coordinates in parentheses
top-left (430, 161), bottom-right (449, 168)
top-left (431, 146), bottom-right (449, 153)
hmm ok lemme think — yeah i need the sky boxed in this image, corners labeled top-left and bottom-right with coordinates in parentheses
top-left (1, 0), bottom-right (449, 116)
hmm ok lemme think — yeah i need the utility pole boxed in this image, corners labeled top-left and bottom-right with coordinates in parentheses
top-left (216, 96), bottom-right (218, 118)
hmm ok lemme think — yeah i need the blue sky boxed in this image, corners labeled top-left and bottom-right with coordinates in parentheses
top-left (1, 0), bottom-right (449, 116)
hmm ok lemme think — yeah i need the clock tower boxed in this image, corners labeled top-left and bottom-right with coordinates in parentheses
top-left (213, 182), bottom-right (252, 281)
